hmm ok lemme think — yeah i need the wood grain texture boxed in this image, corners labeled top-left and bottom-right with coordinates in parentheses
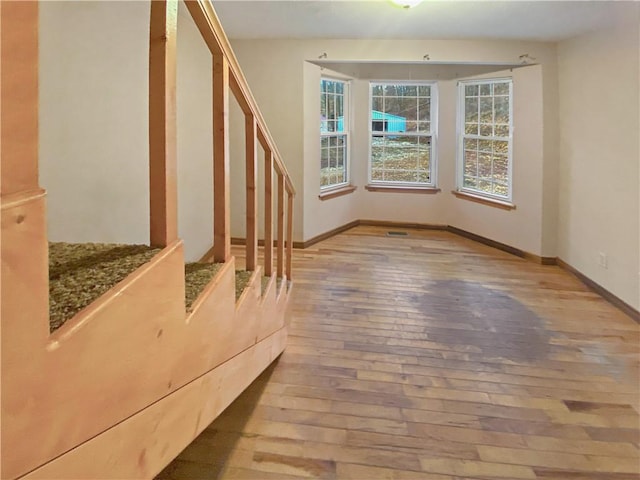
top-left (276, 173), bottom-right (285, 279)
top-left (160, 226), bottom-right (639, 480)
top-left (245, 114), bottom-right (258, 271)
top-left (0, 1), bottom-right (39, 196)
top-left (24, 327), bottom-right (287, 480)
top-left (264, 149), bottom-right (273, 277)
top-left (149, 0), bottom-right (178, 247)
top-left (212, 53), bottom-right (230, 263)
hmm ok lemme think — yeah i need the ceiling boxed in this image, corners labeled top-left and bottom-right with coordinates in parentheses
top-left (212, 1), bottom-right (638, 42)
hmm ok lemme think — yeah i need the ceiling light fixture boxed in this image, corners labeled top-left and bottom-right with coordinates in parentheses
top-left (389, 0), bottom-right (423, 9)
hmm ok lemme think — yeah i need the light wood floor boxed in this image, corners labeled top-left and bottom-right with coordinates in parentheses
top-left (158, 226), bottom-right (640, 480)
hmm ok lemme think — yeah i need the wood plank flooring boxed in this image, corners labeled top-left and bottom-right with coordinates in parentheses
top-left (157, 226), bottom-right (640, 479)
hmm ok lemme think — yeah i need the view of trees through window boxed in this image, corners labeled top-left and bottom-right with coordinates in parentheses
top-left (320, 79), bottom-right (347, 188)
top-left (459, 80), bottom-right (512, 198)
top-left (370, 83), bottom-right (435, 186)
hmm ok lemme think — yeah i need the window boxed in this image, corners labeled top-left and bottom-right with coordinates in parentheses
top-left (457, 78), bottom-right (513, 201)
top-left (320, 78), bottom-right (349, 190)
top-left (369, 82), bottom-right (437, 187)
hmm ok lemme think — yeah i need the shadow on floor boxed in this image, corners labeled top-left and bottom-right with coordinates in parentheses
top-left (155, 357), bottom-right (281, 480)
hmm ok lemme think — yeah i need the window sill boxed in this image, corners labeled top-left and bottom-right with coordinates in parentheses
top-left (319, 185), bottom-right (357, 201)
top-left (452, 190), bottom-right (516, 210)
top-left (365, 184), bottom-right (441, 194)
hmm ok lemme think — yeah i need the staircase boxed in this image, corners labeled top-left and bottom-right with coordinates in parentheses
top-left (0, 1), bottom-right (295, 478)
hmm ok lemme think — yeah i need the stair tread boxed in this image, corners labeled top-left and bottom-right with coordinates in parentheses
top-left (49, 242), bottom-right (161, 332)
top-left (184, 262), bottom-right (224, 311)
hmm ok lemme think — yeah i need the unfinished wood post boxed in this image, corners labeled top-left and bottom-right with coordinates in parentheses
top-left (276, 172), bottom-right (285, 278)
top-left (149, 0), bottom-right (178, 248)
top-left (245, 114), bottom-right (258, 271)
top-left (1, 1), bottom-right (39, 197)
top-left (286, 189), bottom-right (294, 280)
top-left (263, 148), bottom-right (273, 277)
top-left (212, 53), bottom-right (231, 262)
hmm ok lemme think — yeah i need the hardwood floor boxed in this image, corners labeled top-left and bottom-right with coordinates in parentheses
top-left (157, 226), bottom-right (640, 479)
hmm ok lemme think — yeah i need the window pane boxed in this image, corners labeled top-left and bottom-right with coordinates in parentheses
top-left (494, 96), bottom-right (509, 124)
top-left (418, 98), bottom-right (430, 121)
top-left (372, 97), bottom-right (383, 113)
top-left (371, 169), bottom-right (384, 181)
top-left (465, 123), bottom-right (478, 135)
top-left (493, 140), bottom-right (508, 154)
top-left (464, 150), bottom-right (477, 176)
top-left (369, 83), bottom-right (435, 186)
top-left (480, 97), bottom-right (493, 123)
top-left (464, 176), bottom-right (477, 188)
top-left (494, 82), bottom-right (509, 95)
top-left (418, 85), bottom-right (431, 97)
top-left (493, 154), bottom-right (508, 182)
top-left (464, 138), bottom-right (478, 152)
top-left (321, 80), bottom-right (349, 189)
top-left (478, 152), bottom-right (492, 178)
top-left (477, 179), bottom-right (492, 193)
top-left (400, 85), bottom-right (417, 96)
top-left (336, 95), bottom-right (344, 117)
top-left (459, 79), bottom-right (512, 199)
top-left (465, 97), bottom-right (478, 122)
top-left (418, 121), bottom-right (431, 133)
top-left (478, 139), bottom-right (492, 152)
top-left (480, 124), bottom-right (492, 136)
top-left (493, 183), bottom-right (508, 196)
top-left (418, 141), bottom-right (430, 171)
top-left (495, 124), bottom-right (509, 137)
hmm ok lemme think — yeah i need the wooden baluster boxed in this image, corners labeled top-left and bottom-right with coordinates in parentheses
top-left (264, 148), bottom-right (273, 277)
top-left (276, 171), bottom-right (285, 279)
top-left (245, 115), bottom-right (258, 271)
top-left (212, 53), bottom-right (230, 262)
top-left (286, 189), bottom-right (294, 281)
top-left (149, 0), bottom-right (178, 248)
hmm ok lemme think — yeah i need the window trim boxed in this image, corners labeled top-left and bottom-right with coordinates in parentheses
top-left (367, 81), bottom-right (438, 189)
top-left (455, 77), bottom-right (514, 203)
top-left (320, 77), bottom-right (351, 192)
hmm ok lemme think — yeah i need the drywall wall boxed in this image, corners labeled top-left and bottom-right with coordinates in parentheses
top-left (39, 2), bottom-right (222, 261)
top-left (558, 17), bottom-right (640, 309)
top-left (177, 2), bottom-right (214, 262)
top-left (39, 1), bottom-right (150, 244)
top-left (230, 38), bottom-right (559, 252)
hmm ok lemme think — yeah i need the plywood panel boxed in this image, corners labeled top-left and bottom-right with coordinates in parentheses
top-left (23, 328), bottom-right (287, 480)
top-left (2, 242), bottom-right (186, 479)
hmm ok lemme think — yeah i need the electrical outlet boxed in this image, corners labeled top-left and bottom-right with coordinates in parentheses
top-left (598, 252), bottom-right (608, 269)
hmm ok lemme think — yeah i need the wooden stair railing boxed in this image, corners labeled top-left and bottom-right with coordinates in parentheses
top-left (181, 0), bottom-right (296, 286)
top-left (1, 1), bottom-right (294, 478)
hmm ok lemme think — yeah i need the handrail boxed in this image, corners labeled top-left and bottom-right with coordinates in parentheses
top-left (183, 0), bottom-right (295, 195)
top-left (148, 0), bottom-right (296, 275)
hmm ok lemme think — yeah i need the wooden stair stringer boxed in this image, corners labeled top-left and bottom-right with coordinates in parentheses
top-left (20, 327), bottom-right (288, 480)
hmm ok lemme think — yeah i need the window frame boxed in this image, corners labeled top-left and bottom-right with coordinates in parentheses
top-left (367, 80), bottom-right (438, 189)
top-left (320, 77), bottom-right (350, 192)
top-left (456, 77), bottom-right (514, 203)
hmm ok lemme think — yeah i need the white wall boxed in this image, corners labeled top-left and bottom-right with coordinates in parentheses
top-left (40, 1), bottom-right (150, 244)
top-left (230, 38), bottom-right (559, 254)
top-left (557, 16), bottom-right (640, 309)
top-left (177, 2), bottom-right (214, 261)
top-left (39, 1), bottom-right (221, 261)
